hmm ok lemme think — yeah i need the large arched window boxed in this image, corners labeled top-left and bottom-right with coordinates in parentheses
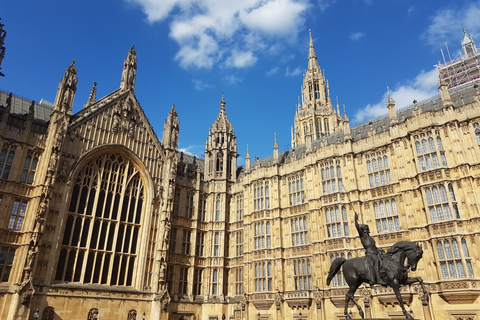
top-left (55, 153), bottom-right (144, 286)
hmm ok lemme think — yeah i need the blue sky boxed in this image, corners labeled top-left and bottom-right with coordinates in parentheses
top-left (2, 0), bottom-right (480, 164)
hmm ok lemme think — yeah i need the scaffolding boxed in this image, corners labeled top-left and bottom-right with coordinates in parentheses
top-left (438, 29), bottom-right (480, 89)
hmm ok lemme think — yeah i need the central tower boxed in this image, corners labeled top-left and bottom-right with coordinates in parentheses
top-left (292, 31), bottom-right (341, 148)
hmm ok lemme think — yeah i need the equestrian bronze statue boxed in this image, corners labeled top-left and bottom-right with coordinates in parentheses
top-left (326, 213), bottom-right (429, 320)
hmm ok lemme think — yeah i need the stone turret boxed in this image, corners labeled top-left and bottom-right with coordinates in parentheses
top-left (204, 96), bottom-right (237, 182)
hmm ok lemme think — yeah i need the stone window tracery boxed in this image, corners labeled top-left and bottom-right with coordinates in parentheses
top-left (424, 183), bottom-right (460, 222)
top-left (0, 246), bottom-right (15, 282)
top-left (235, 267), bottom-right (243, 295)
top-left (20, 152), bottom-right (38, 185)
top-left (373, 199), bottom-right (400, 233)
top-left (193, 268), bottom-right (202, 295)
top-left (293, 258), bottom-right (312, 290)
top-left (195, 232), bottom-right (205, 256)
top-left (474, 123), bottom-right (480, 144)
top-left (288, 175), bottom-right (305, 206)
top-left (253, 181), bottom-right (270, 211)
top-left (254, 221), bottom-right (271, 249)
top-left (236, 231), bottom-right (243, 256)
top-left (254, 262), bottom-right (272, 292)
top-left (215, 197), bottom-right (221, 221)
top-left (169, 228), bottom-right (177, 253)
top-left (8, 199), bottom-right (27, 231)
top-left (366, 151), bottom-right (391, 188)
top-left (173, 190), bottom-right (180, 216)
top-left (185, 192), bottom-right (194, 218)
top-left (182, 230), bottom-right (191, 255)
top-left (321, 161), bottom-right (343, 195)
top-left (198, 194), bottom-right (206, 221)
top-left (55, 153), bottom-right (144, 286)
top-left (213, 232), bottom-right (220, 256)
top-left (212, 269), bottom-right (218, 295)
top-left (325, 205), bottom-right (349, 238)
top-left (414, 131), bottom-right (447, 171)
top-left (236, 194), bottom-right (243, 221)
top-left (436, 238), bottom-right (474, 279)
top-left (0, 146), bottom-right (15, 180)
top-left (179, 267), bottom-right (188, 295)
top-left (291, 216), bottom-right (308, 246)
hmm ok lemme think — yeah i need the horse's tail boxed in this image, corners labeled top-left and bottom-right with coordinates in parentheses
top-left (326, 257), bottom-right (347, 286)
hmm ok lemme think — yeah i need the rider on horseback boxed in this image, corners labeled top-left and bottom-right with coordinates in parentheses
top-left (354, 212), bottom-right (385, 286)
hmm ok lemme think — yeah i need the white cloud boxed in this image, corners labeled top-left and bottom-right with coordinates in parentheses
top-left (126, 0), bottom-right (179, 22)
top-left (239, 0), bottom-right (308, 36)
top-left (266, 66), bottom-right (279, 76)
top-left (222, 74), bottom-right (244, 85)
top-left (285, 66), bottom-right (303, 77)
top-left (317, 0), bottom-right (338, 11)
top-left (126, 0), bottom-right (310, 69)
top-left (353, 68), bottom-right (439, 123)
top-left (179, 144), bottom-right (204, 157)
top-left (407, 5), bottom-right (415, 16)
top-left (192, 79), bottom-right (214, 91)
top-left (225, 50), bottom-right (258, 68)
top-left (421, 2), bottom-right (480, 49)
top-left (350, 32), bottom-right (365, 41)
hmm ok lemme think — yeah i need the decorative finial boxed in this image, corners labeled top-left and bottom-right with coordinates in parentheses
top-left (309, 29), bottom-right (312, 37)
top-left (220, 90), bottom-right (226, 111)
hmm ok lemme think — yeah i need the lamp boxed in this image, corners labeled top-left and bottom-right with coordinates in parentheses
top-left (143, 312), bottom-right (146, 320)
top-left (222, 314), bottom-right (226, 320)
top-left (349, 310), bottom-right (353, 317)
top-left (257, 312), bottom-right (261, 319)
top-left (33, 309), bottom-right (39, 320)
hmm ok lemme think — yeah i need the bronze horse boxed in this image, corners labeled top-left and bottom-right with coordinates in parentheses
top-left (326, 241), bottom-right (429, 319)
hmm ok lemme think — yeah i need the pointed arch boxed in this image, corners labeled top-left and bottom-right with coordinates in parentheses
top-left (55, 146), bottom-right (155, 290)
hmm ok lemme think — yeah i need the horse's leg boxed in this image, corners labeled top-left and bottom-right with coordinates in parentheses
top-left (404, 276), bottom-right (429, 304)
top-left (343, 291), bottom-right (352, 320)
top-left (391, 279), bottom-right (413, 320)
top-left (344, 282), bottom-right (364, 319)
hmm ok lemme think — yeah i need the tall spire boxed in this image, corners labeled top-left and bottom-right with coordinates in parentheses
top-left (308, 29), bottom-right (320, 71)
top-left (120, 45), bottom-right (137, 91)
top-left (292, 30), bottom-right (339, 148)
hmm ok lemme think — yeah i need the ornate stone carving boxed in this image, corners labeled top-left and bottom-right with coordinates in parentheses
top-left (111, 97), bottom-right (138, 138)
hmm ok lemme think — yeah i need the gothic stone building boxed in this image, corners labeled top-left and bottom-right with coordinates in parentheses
top-left (1, 32), bottom-right (480, 320)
